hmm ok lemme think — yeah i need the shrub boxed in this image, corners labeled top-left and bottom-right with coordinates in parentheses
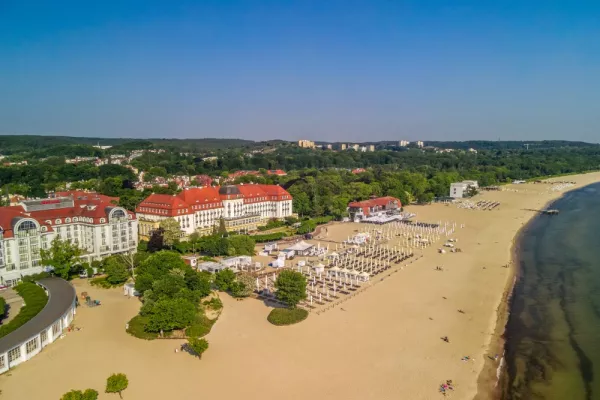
top-left (89, 276), bottom-right (120, 289)
top-left (267, 308), bottom-right (309, 326)
top-left (186, 313), bottom-right (214, 338)
top-left (251, 232), bottom-right (286, 243)
top-left (0, 283), bottom-right (48, 339)
top-left (187, 337), bottom-right (209, 358)
top-left (203, 297), bottom-right (223, 310)
top-left (0, 296), bottom-right (6, 321)
top-left (21, 271), bottom-right (52, 283)
top-left (126, 315), bottom-right (158, 340)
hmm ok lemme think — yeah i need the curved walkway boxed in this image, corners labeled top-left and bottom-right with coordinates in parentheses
top-left (0, 278), bottom-right (77, 374)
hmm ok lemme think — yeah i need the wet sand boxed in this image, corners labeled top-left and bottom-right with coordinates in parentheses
top-left (2, 172), bottom-right (600, 400)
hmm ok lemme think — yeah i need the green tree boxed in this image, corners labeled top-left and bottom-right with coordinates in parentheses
top-left (103, 257), bottom-right (130, 284)
top-left (217, 217), bottom-right (227, 235)
top-left (274, 270), bottom-right (307, 308)
top-left (228, 235), bottom-right (256, 256)
top-left (188, 231), bottom-right (201, 254)
top-left (135, 251), bottom-right (187, 293)
top-left (150, 274), bottom-right (187, 300)
top-left (230, 273), bottom-right (255, 297)
top-left (146, 298), bottom-right (196, 332)
top-left (159, 218), bottom-right (182, 248)
top-left (40, 238), bottom-right (82, 279)
top-left (105, 373), bottom-right (128, 399)
top-left (61, 389), bottom-right (98, 400)
top-left (187, 337), bottom-right (209, 358)
top-left (214, 269), bottom-right (236, 291)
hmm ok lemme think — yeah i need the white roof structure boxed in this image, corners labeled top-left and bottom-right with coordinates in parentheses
top-left (329, 266), bottom-right (341, 272)
top-left (285, 241), bottom-right (314, 252)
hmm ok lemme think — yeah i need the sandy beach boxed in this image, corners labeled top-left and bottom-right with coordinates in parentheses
top-left (3, 172), bottom-right (600, 400)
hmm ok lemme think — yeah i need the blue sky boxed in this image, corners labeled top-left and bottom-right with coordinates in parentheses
top-left (1, 1), bottom-right (599, 142)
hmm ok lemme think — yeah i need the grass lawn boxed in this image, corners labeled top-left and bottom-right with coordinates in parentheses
top-left (267, 308), bottom-right (309, 326)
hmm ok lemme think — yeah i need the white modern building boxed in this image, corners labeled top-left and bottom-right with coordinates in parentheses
top-left (136, 184), bottom-right (294, 239)
top-left (450, 180), bottom-right (479, 198)
top-left (0, 278), bottom-right (77, 374)
top-left (0, 191), bottom-right (138, 287)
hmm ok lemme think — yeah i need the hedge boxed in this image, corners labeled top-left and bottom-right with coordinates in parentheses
top-left (0, 282), bottom-right (48, 339)
top-left (267, 308), bottom-right (309, 326)
top-left (0, 296), bottom-right (6, 320)
top-left (251, 232), bottom-right (286, 243)
top-left (126, 315), bottom-right (158, 340)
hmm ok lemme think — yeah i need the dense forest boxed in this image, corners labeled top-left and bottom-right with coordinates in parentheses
top-left (2, 137), bottom-right (600, 218)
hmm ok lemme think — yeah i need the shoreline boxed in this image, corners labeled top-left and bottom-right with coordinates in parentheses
top-left (473, 177), bottom-right (600, 400)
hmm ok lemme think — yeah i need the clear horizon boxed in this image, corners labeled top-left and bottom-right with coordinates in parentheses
top-left (1, 1), bottom-right (599, 142)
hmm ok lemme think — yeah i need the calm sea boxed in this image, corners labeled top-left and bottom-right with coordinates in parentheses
top-left (503, 183), bottom-right (600, 400)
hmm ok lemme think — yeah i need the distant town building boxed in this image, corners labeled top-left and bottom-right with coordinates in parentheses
top-left (93, 144), bottom-right (112, 150)
top-left (416, 141), bottom-right (424, 148)
top-left (326, 144), bottom-right (333, 150)
top-left (368, 145), bottom-right (376, 152)
top-left (359, 146), bottom-right (367, 152)
top-left (347, 197), bottom-right (402, 221)
top-left (266, 170), bottom-right (287, 176)
top-left (135, 184), bottom-right (293, 239)
top-left (449, 180), bottom-right (479, 198)
top-left (340, 144), bottom-right (347, 151)
top-left (193, 175), bottom-right (213, 187)
top-left (226, 170), bottom-right (262, 182)
top-left (351, 168), bottom-right (366, 174)
top-left (399, 140), bottom-right (409, 147)
top-left (351, 144), bottom-right (360, 151)
top-left (468, 148), bottom-right (478, 154)
top-left (0, 191), bottom-right (138, 286)
top-left (298, 140), bottom-right (316, 149)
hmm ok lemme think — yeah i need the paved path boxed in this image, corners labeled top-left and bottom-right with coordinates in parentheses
top-left (0, 287), bottom-right (24, 325)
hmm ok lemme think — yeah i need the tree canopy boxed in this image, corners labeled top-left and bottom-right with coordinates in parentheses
top-left (274, 270), bottom-right (307, 308)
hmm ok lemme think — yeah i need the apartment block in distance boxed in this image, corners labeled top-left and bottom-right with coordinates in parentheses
top-left (298, 140), bottom-right (316, 149)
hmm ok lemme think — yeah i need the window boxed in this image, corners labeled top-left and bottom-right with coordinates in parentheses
top-left (41, 330), bottom-right (48, 344)
top-left (100, 218), bottom-right (106, 223)
top-left (0, 354), bottom-right (5, 369)
top-left (26, 338), bottom-right (38, 354)
top-left (55, 219), bottom-right (61, 224)
top-left (8, 347), bottom-right (21, 362)
top-left (65, 218), bottom-right (71, 223)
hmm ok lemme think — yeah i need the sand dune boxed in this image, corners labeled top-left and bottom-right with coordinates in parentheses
top-left (2, 173), bottom-right (600, 400)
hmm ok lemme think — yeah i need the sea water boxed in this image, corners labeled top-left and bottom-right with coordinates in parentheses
top-left (503, 183), bottom-right (600, 400)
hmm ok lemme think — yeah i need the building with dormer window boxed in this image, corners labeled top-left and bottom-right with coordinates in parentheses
top-left (0, 191), bottom-right (138, 287)
top-left (135, 184), bottom-right (294, 240)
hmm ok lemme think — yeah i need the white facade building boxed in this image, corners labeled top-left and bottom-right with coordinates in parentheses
top-left (0, 191), bottom-right (138, 287)
top-left (0, 278), bottom-right (77, 374)
top-left (450, 181), bottom-right (479, 198)
top-left (136, 184), bottom-right (294, 239)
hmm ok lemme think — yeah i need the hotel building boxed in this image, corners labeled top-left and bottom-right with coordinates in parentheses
top-left (136, 184), bottom-right (294, 239)
top-left (0, 191), bottom-right (138, 287)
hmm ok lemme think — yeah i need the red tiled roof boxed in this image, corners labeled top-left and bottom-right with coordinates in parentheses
top-left (136, 184), bottom-right (292, 215)
top-left (0, 195), bottom-right (134, 238)
top-left (177, 187), bottom-right (222, 211)
top-left (136, 194), bottom-right (192, 216)
top-left (55, 190), bottom-right (118, 203)
top-left (348, 196), bottom-right (401, 216)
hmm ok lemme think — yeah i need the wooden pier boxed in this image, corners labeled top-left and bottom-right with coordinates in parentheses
top-left (542, 209), bottom-right (559, 215)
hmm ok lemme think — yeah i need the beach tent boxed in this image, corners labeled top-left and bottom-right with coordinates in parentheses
top-left (271, 258), bottom-right (285, 268)
top-left (284, 241), bottom-right (315, 256)
top-left (314, 263), bottom-right (325, 274)
top-left (328, 266), bottom-right (341, 276)
top-left (359, 271), bottom-right (370, 282)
